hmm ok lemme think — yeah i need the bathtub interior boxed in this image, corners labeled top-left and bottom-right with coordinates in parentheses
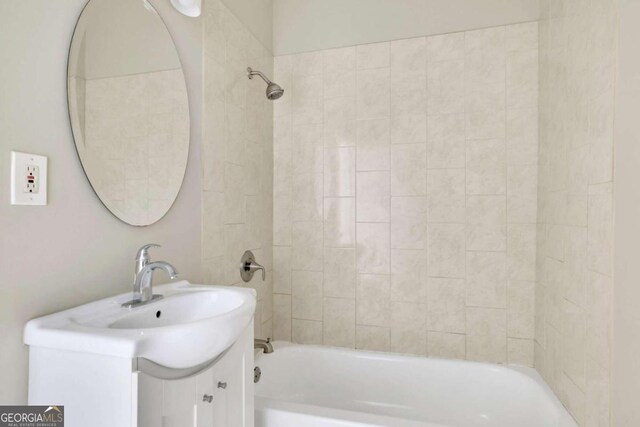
top-left (255, 343), bottom-right (578, 427)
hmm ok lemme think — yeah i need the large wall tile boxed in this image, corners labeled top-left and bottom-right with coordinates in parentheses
top-left (427, 223), bottom-right (466, 278)
top-left (357, 68), bottom-right (390, 119)
top-left (356, 42), bottom-right (390, 70)
top-left (273, 294), bottom-right (292, 341)
top-left (324, 197), bottom-right (356, 247)
top-left (391, 143), bottom-right (427, 196)
top-left (391, 196), bottom-right (427, 249)
top-left (426, 114), bottom-right (465, 168)
top-left (292, 270), bottom-right (323, 320)
top-left (292, 75), bottom-right (323, 125)
top-left (390, 249), bottom-right (428, 303)
top-left (427, 60), bottom-right (464, 115)
top-left (508, 281), bottom-right (535, 339)
top-left (324, 248), bottom-right (357, 298)
top-left (428, 332), bottom-right (466, 359)
top-left (390, 301), bottom-right (427, 355)
top-left (356, 325), bottom-right (391, 352)
top-left (427, 278), bottom-right (466, 333)
top-left (426, 33), bottom-right (465, 62)
top-left (356, 171), bottom-right (390, 222)
top-left (292, 172), bottom-right (323, 221)
top-left (466, 195), bottom-right (507, 251)
top-left (324, 147), bottom-right (356, 197)
top-left (356, 274), bottom-right (390, 327)
top-left (390, 37), bottom-right (426, 72)
top-left (466, 251), bottom-right (507, 308)
top-left (356, 119), bottom-right (390, 171)
top-left (292, 220), bottom-right (322, 248)
top-left (427, 169), bottom-right (465, 223)
top-left (292, 123), bottom-right (323, 174)
top-left (357, 223), bottom-right (390, 274)
top-left (273, 246), bottom-right (292, 294)
top-left (323, 297), bottom-right (356, 347)
top-left (292, 319), bottom-right (323, 345)
top-left (466, 307), bottom-right (507, 363)
top-left (324, 97), bottom-right (356, 147)
top-left (466, 139), bottom-right (506, 195)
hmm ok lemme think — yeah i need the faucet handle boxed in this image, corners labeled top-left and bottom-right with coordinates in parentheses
top-left (249, 261), bottom-right (266, 281)
top-left (135, 244), bottom-right (161, 276)
top-left (136, 243), bottom-right (160, 261)
top-left (240, 250), bottom-right (266, 282)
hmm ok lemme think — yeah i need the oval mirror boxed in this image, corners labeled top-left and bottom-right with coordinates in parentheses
top-left (68, 0), bottom-right (190, 226)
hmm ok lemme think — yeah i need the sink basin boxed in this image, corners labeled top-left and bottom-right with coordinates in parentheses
top-left (24, 281), bottom-right (256, 369)
top-left (92, 289), bottom-right (247, 330)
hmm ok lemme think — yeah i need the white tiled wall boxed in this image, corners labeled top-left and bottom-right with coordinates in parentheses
top-left (536, 0), bottom-right (615, 425)
top-left (202, 0), bottom-right (274, 339)
top-left (273, 22), bottom-right (539, 364)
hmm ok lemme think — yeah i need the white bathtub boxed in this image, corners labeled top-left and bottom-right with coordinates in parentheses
top-left (255, 342), bottom-right (577, 427)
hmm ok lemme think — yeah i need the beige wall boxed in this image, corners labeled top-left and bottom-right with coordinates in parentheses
top-left (612, 0), bottom-right (640, 425)
top-left (535, 0), bottom-right (616, 425)
top-left (272, 23), bottom-right (539, 363)
top-left (80, 0), bottom-right (182, 79)
top-left (273, 0), bottom-right (539, 55)
top-left (221, 0), bottom-right (273, 54)
top-left (0, 0), bottom-right (202, 404)
top-left (202, 0), bottom-right (275, 340)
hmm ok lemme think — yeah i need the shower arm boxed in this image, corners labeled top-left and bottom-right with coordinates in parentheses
top-left (247, 67), bottom-right (272, 85)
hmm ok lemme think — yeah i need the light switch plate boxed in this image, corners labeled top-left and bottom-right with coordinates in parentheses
top-left (11, 151), bottom-right (48, 205)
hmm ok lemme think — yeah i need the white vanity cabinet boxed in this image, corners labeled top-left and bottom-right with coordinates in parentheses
top-left (137, 326), bottom-right (254, 427)
top-left (25, 282), bottom-right (256, 427)
top-left (28, 322), bottom-right (254, 427)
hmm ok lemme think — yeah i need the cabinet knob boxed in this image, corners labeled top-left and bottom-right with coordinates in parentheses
top-left (217, 381), bottom-right (227, 389)
top-left (202, 394), bottom-right (213, 403)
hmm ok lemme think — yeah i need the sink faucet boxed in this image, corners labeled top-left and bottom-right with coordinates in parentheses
top-left (254, 338), bottom-right (273, 354)
top-left (123, 244), bottom-right (179, 308)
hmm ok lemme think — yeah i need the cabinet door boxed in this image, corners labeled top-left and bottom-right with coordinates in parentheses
top-left (196, 363), bottom-right (217, 426)
top-left (213, 350), bottom-right (246, 427)
top-left (137, 373), bottom-right (163, 427)
top-left (137, 326), bottom-right (253, 427)
top-left (195, 351), bottom-right (247, 426)
top-left (162, 376), bottom-right (196, 426)
top-left (210, 361), bottom-right (230, 427)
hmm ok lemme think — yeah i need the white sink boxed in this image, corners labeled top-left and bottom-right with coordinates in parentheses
top-left (24, 281), bottom-right (256, 369)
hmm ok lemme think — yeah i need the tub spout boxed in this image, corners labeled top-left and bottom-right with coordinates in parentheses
top-left (255, 338), bottom-right (273, 354)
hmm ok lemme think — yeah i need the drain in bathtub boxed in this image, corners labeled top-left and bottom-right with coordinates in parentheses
top-left (254, 366), bottom-right (262, 383)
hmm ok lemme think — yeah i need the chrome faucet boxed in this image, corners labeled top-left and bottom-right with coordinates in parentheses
top-left (123, 244), bottom-right (179, 308)
top-left (254, 338), bottom-right (273, 354)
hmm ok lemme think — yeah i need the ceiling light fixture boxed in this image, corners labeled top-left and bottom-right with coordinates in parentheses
top-left (170, 0), bottom-right (201, 17)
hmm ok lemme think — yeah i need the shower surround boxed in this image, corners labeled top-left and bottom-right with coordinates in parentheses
top-left (272, 23), bottom-right (539, 365)
top-left (535, 0), bottom-right (615, 425)
top-left (201, 0), bottom-right (275, 341)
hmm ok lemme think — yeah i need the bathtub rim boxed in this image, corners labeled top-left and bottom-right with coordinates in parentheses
top-left (255, 341), bottom-right (578, 427)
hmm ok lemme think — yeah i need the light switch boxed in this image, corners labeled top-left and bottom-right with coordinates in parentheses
top-left (11, 151), bottom-right (47, 205)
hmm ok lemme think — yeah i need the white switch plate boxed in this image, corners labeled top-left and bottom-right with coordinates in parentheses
top-left (11, 151), bottom-right (47, 205)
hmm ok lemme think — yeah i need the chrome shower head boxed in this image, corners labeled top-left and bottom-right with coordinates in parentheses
top-left (247, 67), bottom-right (284, 100)
top-left (266, 82), bottom-right (284, 100)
